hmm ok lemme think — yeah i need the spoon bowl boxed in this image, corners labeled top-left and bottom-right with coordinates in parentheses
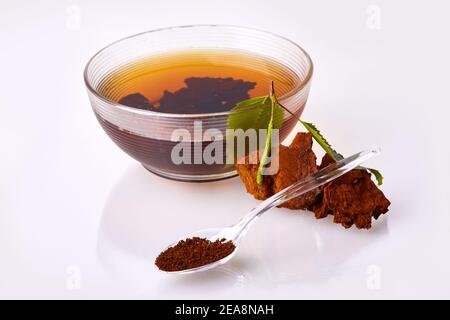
top-left (158, 228), bottom-right (238, 275)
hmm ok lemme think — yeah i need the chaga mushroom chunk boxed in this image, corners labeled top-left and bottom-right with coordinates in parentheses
top-left (273, 133), bottom-right (319, 209)
top-left (119, 93), bottom-right (154, 110)
top-left (235, 145), bottom-right (281, 200)
top-left (235, 132), bottom-right (319, 209)
top-left (311, 154), bottom-right (391, 229)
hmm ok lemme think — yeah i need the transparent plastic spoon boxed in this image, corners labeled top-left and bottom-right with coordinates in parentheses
top-left (158, 147), bottom-right (380, 274)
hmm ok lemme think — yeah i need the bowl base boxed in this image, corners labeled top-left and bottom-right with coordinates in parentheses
top-left (142, 164), bottom-right (238, 183)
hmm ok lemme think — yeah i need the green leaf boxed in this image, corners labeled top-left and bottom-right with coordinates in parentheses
top-left (298, 120), bottom-right (344, 161)
top-left (254, 98), bottom-right (284, 131)
top-left (227, 95), bottom-right (284, 132)
top-left (366, 167), bottom-right (383, 186)
top-left (227, 96), bottom-right (269, 132)
top-left (232, 96), bottom-right (268, 109)
top-left (301, 120), bottom-right (384, 185)
top-left (275, 101), bottom-right (384, 186)
top-left (227, 85), bottom-right (384, 186)
top-left (227, 92), bottom-right (284, 184)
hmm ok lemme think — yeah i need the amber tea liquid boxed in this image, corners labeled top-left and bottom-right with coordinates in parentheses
top-left (95, 49), bottom-right (302, 180)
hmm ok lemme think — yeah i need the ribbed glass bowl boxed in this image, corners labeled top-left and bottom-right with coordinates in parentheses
top-left (84, 25), bottom-right (313, 182)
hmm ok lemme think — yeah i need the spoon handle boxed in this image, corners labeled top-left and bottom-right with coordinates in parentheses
top-left (231, 147), bottom-right (380, 241)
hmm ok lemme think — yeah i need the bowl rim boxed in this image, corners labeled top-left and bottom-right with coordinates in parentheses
top-left (84, 24), bottom-right (314, 119)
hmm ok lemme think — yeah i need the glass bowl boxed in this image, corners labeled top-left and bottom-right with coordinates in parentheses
top-left (84, 25), bottom-right (313, 182)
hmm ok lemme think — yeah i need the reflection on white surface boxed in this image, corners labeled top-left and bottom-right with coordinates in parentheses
top-left (97, 165), bottom-right (389, 297)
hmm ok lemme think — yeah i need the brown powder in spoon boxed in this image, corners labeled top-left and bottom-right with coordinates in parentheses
top-left (155, 237), bottom-right (236, 272)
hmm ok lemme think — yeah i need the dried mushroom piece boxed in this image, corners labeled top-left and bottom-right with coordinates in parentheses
top-left (235, 145), bottom-right (281, 200)
top-left (235, 132), bottom-right (319, 210)
top-left (236, 135), bottom-right (391, 229)
top-left (273, 133), bottom-right (319, 209)
top-left (310, 154), bottom-right (391, 229)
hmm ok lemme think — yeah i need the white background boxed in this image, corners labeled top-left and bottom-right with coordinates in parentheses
top-left (1, 0), bottom-right (450, 299)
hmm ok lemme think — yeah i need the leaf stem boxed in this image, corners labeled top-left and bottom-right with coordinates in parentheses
top-left (256, 81), bottom-right (276, 184)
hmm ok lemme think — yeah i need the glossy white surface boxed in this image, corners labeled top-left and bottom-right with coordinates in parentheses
top-left (1, 0), bottom-right (449, 299)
